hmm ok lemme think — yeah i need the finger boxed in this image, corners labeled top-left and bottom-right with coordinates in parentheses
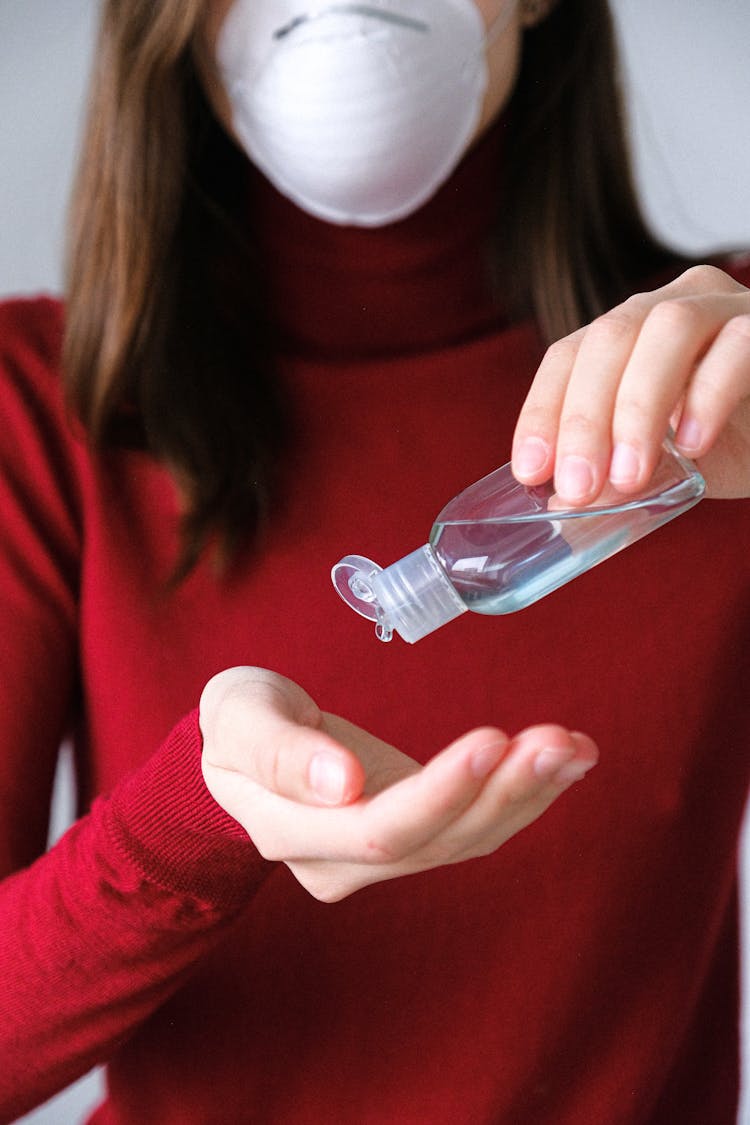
top-left (666, 262), bottom-right (749, 299)
top-left (200, 667), bottom-right (366, 806)
top-left (674, 312), bottom-right (750, 460)
top-left (513, 266), bottom-right (747, 499)
top-left (286, 729), bottom-right (599, 901)
top-left (317, 728), bottom-right (598, 884)
top-left (496, 725), bottom-right (599, 799)
top-left (357, 724), bottom-right (596, 865)
top-left (551, 297), bottom-right (653, 503)
top-left (233, 725), bottom-right (510, 865)
top-left (442, 726), bottom-right (599, 857)
top-left (607, 295), bottom-right (749, 493)
top-left (321, 712), bottom-right (422, 795)
top-left (356, 726), bottom-right (511, 861)
top-left (551, 268), bottom-right (747, 500)
top-left (512, 327), bottom-right (586, 485)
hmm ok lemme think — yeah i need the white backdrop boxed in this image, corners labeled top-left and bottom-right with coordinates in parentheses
top-left (1, 1), bottom-right (749, 1122)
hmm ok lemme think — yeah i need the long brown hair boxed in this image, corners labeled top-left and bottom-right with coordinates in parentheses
top-left (63, 0), bottom-right (676, 577)
top-left (500, 0), bottom-right (678, 340)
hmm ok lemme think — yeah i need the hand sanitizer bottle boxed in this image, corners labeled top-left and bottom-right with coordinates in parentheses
top-left (332, 438), bottom-right (705, 643)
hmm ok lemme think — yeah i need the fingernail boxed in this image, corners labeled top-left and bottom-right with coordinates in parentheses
top-left (534, 748), bottom-right (595, 785)
top-left (556, 456), bottom-right (594, 502)
top-left (471, 741), bottom-right (507, 779)
top-left (309, 753), bottom-right (347, 804)
top-left (514, 437), bottom-right (549, 479)
top-left (555, 759), bottom-right (595, 785)
top-left (610, 442), bottom-right (642, 486)
top-left (534, 746), bottom-right (573, 779)
top-left (676, 416), bottom-right (702, 454)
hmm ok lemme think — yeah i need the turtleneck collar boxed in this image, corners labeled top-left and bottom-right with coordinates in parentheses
top-left (247, 118), bottom-right (509, 361)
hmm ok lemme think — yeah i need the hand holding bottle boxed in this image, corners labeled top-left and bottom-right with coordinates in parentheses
top-left (512, 264), bottom-right (750, 503)
top-left (199, 667), bottom-right (597, 902)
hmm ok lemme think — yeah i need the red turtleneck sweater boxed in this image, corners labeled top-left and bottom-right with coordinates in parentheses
top-left (1, 127), bottom-right (749, 1123)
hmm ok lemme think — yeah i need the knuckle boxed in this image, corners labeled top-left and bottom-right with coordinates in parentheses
top-left (621, 291), bottom-right (652, 314)
top-left (722, 313), bottom-right (750, 347)
top-left (677, 263), bottom-right (729, 291)
top-left (545, 334), bottom-right (580, 368)
top-left (493, 785), bottom-right (530, 816)
top-left (690, 365), bottom-right (732, 409)
top-left (559, 411), bottom-right (599, 443)
top-left (688, 389), bottom-right (719, 420)
top-left (517, 402), bottom-right (554, 432)
top-left (588, 306), bottom-right (640, 347)
top-left (199, 668), bottom-right (244, 727)
top-left (613, 392), bottom-right (651, 427)
top-left (646, 297), bottom-right (701, 336)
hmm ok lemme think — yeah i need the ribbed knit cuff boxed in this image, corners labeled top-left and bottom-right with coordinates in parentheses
top-left (105, 710), bottom-right (274, 912)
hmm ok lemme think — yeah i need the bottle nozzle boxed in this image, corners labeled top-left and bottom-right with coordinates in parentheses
top-left (331, 555), bottom-right (394, 641)
top-left (332, 546), bottom-right (466, 643)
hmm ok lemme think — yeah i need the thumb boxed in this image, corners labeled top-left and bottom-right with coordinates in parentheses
top-left (199, 667), bottom-right (366, 806)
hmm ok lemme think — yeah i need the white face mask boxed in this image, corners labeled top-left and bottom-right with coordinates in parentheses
top-left (216, 1), bottom-right (517, 227)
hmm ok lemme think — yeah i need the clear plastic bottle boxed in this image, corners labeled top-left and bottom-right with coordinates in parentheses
top-left (331, 438), bottom-right (705, 643)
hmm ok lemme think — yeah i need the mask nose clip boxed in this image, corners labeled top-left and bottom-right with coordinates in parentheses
top-left (274, 6), bottom-right (430, 41)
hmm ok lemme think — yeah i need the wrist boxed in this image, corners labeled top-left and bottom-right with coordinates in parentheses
top-left (104, 710), bottom-right (273, 911)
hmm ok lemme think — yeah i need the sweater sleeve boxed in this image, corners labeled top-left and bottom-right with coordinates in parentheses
top-left (0, 712), bottom-right (272, 1124)
top-left (0, 299), bottom-right (273, 1122)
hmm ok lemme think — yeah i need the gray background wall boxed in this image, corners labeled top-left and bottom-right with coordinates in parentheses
top-left (1, 1), bottom-right (749, 1122)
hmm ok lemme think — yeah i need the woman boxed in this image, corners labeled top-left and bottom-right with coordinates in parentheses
top-left (1, 0), bottom-right (749, 1121)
